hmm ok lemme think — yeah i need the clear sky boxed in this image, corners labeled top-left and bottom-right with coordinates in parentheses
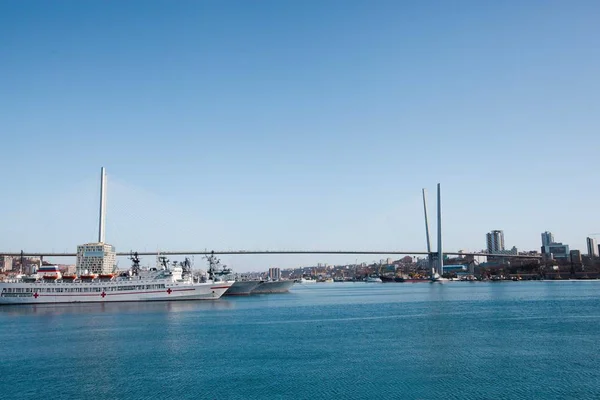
top-left (1, 1), bottom-right (599, 271)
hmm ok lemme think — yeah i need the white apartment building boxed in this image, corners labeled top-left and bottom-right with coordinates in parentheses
top-left (76, 242), bottom-right (116, 275)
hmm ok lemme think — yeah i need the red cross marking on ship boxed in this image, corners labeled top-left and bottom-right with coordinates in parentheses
top-left (101, 291), bottom-right (106, 298)
top-left (33, 292), bottom-right (39, 299)
top-left (167, 288), bottom-right (172, 294)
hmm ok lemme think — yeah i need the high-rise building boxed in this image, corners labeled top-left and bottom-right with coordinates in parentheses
top-left (76, 243), bottom-right (116, 275)
top-left (586, 237), bottom-right (598, 258)
top-left (541, 231), bottom-right (554, 247)
top-left (486, 230), bottom-right (505, 254)
top-left (268, 267), bottom-right (281, 281)
top-left (570, 250), bottom-right (582, 263)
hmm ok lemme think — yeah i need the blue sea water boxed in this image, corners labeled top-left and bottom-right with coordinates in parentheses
top-left (1, 282), bottom-right (600, 400)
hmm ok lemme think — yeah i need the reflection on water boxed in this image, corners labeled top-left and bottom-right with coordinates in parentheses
top-left (0, 298), bottom-right (236, 316)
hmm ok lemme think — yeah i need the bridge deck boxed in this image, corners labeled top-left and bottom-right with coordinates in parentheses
top-left (0, 250), bottom-right (541, 258)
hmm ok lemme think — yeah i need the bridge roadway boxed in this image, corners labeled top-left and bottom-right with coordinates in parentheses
top-left (0, 250), bottom-right (542, 259)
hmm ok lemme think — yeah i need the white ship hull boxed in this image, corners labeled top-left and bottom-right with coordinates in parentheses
top-left (0, 279), bottom-right (233, 305)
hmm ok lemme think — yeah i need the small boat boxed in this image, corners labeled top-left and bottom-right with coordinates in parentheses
top-left (80, 274), bottom-right (97, 280)
top-left (99, 274), bottom-right (115, 280)
top-left (62, 275), bottom-right (77, 281)
top-left (365, 276), bottom-right (382, 283)
top-left (43, 275), bottom-right (59, 280)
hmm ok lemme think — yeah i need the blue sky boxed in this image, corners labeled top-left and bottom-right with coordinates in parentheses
top-left (1, 1), bottom-right (599, 271)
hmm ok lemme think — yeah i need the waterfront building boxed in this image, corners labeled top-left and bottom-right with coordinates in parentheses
top-left (486, 230), bottom-right (505, 253)
top-left (542, 242), bottom-right (570, 259)
top-left (76, 243), bottom-right (116, 275)
top-left (540, 232), bottom-right (570, 259)
top-left (586, 237), bottom-right (598, 258)
top-left (570, 250), bottom-right (582, 263)
top-left (541, 231), bottom-right (554, 247)
top-left (23, 258), bottom-right (41, 275)
top-left (0, 256), bottom-right (13, 272)
top-left (268, 267), bottom-right (281, 281)
top-left (7, 257), bottom-right (41, 275)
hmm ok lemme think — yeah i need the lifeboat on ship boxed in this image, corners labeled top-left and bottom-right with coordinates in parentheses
top-left (62, 274), bottom-right (77, 281)
top-left (99, 273), bottom-right (115, 280)
top-left (80, 274), bottom-right (97, 280)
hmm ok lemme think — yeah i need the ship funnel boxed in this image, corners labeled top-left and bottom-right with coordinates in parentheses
top-left (98, 167), bottom-right (106, 243)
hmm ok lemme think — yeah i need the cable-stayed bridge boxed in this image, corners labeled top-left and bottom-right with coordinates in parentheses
top-left (0, 170), bottom-right (542, 270)
top-left (0, 250), bottom-right (542, 259)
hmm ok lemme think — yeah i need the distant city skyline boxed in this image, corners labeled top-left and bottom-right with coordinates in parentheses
top-left (1, 1), bottom-right (599, 271)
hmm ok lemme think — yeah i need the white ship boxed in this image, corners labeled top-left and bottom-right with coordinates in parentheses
top-left (0, 258), bottom-right (233, 305)
top-left (0, 168), bottom-right (233, 305)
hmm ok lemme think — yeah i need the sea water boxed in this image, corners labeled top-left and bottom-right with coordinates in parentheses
top-left (1, 282), bottom-right (599, 399)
